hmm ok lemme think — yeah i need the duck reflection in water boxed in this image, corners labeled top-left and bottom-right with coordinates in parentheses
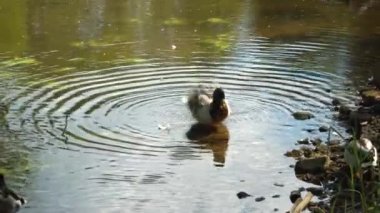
top-left (186, 123), bottom-right (229, 167)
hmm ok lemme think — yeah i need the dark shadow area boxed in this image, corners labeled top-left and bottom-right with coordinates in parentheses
top-left (186, 123), bottom-right (229, 167)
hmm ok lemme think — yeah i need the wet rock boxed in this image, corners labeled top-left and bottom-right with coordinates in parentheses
top-left (273, 208), bottom-right (279, 212)
top-left (325, 88), bottom-right (331, 93)
top-left (274, 183), bottom-right (284, 187)
top-left (319, 125), bottom-right (329, 132)
top-left (338, 105), bottom-right (351, 119)
top-left (306, 187), bottom-right (324, 197)
top-left (311, 138), bottom-right (322, 146)
top-left (292, 111), bottom-right (315, 120)
top-left (284, 149), bottom-right (302, 158)
top-left (290, 190), bottom-right (301, 203)
top-left (289, 164), bottom-right (295, 168)
top-left (372, 104), bottom-right (380, 114)
top-left (300, 146), bottom-right (313, 158)
top-left (361, 90), bottom-right (380, 106)
top-left (236, 191), bottom-right (251, 199)
top-left (297, 138), bottom-right (310, 145)
top-left (326, 139), bottom-right (340, 146)
top-left (255, 196), bottom-right (265, 202)
top-left (332, 98), bottom-right (341, 106)
top-left (295, 156), bottom-right (330, 174)
top-left (298, 187), bottom-right (306, 192)
top-left (272, 194), bottom-right (280, 198)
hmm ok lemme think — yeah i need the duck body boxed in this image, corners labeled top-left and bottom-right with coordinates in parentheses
top-left (187, 87), bottom-right (230, 124)
top-left (0, 174), bottom-right (27, 213)
top-left (344, 137), bottom-right (378, 171)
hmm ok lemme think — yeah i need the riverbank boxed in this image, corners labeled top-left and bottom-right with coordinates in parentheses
top-left (286, 78), bottom-right (380, 212)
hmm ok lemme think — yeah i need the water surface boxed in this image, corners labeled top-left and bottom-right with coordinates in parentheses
top-left (0, 0), bottom-right (379, 212)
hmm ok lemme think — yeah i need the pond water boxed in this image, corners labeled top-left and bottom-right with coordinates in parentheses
top-left (0, 0), bottom-right (379, 212)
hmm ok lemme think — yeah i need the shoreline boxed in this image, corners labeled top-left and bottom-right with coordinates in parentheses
top-left (285, 77), bottom-right (380, 212)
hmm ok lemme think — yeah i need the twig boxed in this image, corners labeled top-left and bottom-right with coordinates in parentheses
top-left (291, 192), bottom-right (314, 213)
top-left (62, 114), bottom-right (69, 144)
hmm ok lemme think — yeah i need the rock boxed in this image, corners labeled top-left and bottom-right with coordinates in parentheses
top-left (290, 190), bottom-right (301, 203)
top-left (319, 125), bottom-right (329, 132)
top-left (274, 183), bottom-right (284, 187)
top-left (297, 138), bottom-right (310, 145)
top-left (284, 149), bottom-right (302, 158)
top-left (298, 187), bottom-right (306, 192)
top-left (332, 98), bottom-right (341, 106)
top-left (325, 88), bottom-right (331, 93)
top-left (295, 156), bottom-right (330, 174)
top-left (361, 90), bottom-right (380, 105)
top-left (236, 191), bottom-right (251, 199)
top-left (338, 105), bottom-right (351, 119)
top-left (274, 208), bottom-right (279, 212)
top-left (311, 138), bottom-right (322, 146)
top-left (255, 196), bottom-right (265, 202)
top-left (306, 187), bottom-right (324, 196)
top-left (292, 111), bottom-right (315, 120)
top-left (289, 164), bottom-right (295, 168)
top-left (326, 139), bottom-right (340, 146)
top-left (272, 194), bottom-right (280, 198)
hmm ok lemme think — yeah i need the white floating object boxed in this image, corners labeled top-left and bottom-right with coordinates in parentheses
top-left (158, 124), bottom-right (171, 130)
top-left (171, 44), bottom-right (177, 50)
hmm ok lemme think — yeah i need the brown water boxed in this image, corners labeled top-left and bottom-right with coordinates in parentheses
top-left (0, 0), bottom-right (379, 212)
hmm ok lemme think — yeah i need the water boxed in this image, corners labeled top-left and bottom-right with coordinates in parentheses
top-left (0, 0), bottom-right (379, 212)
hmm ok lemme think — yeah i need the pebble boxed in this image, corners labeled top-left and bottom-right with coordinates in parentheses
top-left (290, 190), bottom-right (301, 203)
top-left (272, 194), bottom-right (280, 198)
top-left (255, 196), bottom-right (265, 202)
top-left (236, 191), bottom-right (251, 199)
top-left (274, 183), bottom-right (284, 187)
top-left (319, 125), bottom-right (329, 132)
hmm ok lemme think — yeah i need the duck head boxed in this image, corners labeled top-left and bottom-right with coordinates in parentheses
top-left (212, 88), bottom-right (225, 103)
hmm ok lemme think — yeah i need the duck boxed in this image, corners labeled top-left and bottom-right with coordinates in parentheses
top-left (187, 87), bottom-right (230, 124)
top-left (344, 137), bottom-right (378, 171)
top-left (0, 174), bottom-right (27, 213)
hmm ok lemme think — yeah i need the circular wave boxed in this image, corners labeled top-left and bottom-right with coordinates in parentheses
top-left (4, 38), bottom-right (355, 157)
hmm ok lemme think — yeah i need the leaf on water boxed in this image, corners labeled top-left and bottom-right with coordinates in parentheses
top-left (200, 34), bottom-right (234, 51)
top-left (68, 58), bottom-right (85, 62)
top-left (163, 17), bottom-right (186, 26)
top-left (0, 57), bottom-right (40, 67)
top-left (206, 17), bottom-right (229, 24)
top-left (129, 18), bottom-right (141, 24)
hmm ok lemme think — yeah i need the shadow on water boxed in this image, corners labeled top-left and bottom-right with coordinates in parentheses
top-left (186, 123), bottom-right (229, 167)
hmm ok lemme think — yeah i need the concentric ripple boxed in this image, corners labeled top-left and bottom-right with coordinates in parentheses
top-left (5, 37), bottom-right (355, 158)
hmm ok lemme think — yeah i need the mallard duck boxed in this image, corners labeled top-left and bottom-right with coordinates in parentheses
top-left (0, 174), bottom-right (27, 213)
top-left (344, 137), bottom-right (378, 171)
top-left (187, 87), bottom-right (230, 124)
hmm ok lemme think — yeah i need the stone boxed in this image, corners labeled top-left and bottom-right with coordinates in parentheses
top-left (255, 196), bottom-right (265, 202)
top-left (290, 190), bottom-right (301, 203)
top-left (295, 156), bottom-right (330, 174)
top-left (292, 111), bottom-right (315, 120)
top-left (361, 90), bottom-right (380, 105)
top-left (332, 98), bottom-right (341, 106)
top-left (338, 105), bottom-right (351, 119)
top-left (274, 183), bottom-right (284, 187)
top-left (297, 138), bottom-right (310, 145)
top-left (274, 208), bottom-right (279, 212)
top-left (311, 138), bottom-right (322, 146)
top-left (272, 194), bottom-right (280, 198)
top-left (236, 191), bottom-right (251, 199)
top-left (284, 150), bottom-right (302, 158)
top-left (319, 125), bottom-right (329, 132)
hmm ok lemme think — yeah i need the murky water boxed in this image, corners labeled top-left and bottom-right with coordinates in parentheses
top-left (0, 0), bottom-right (379, 212)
